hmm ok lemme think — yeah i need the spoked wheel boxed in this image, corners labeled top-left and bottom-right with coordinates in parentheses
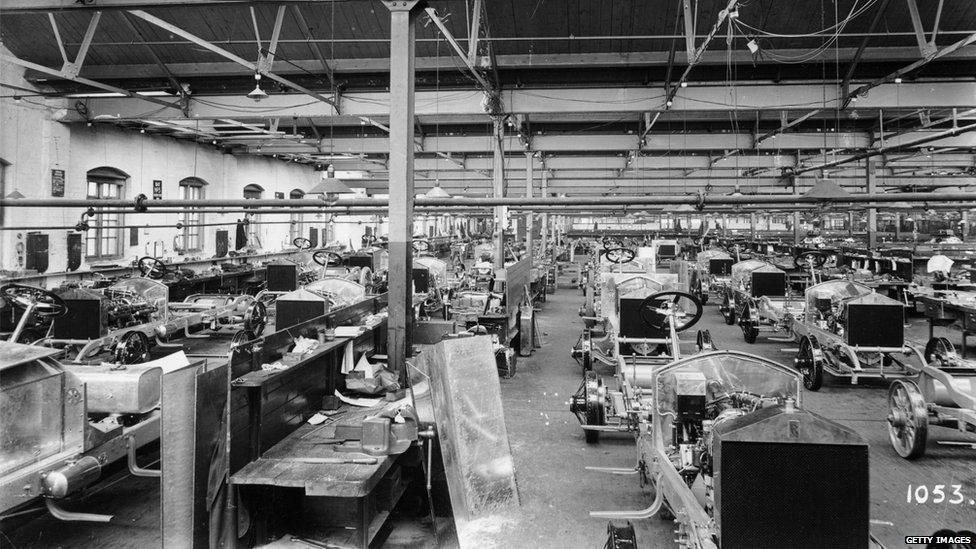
top-left (570, 371), bottom-right (604, 444)
top-left (243, 301), bottom-right (267, 336)
top-left (742, 324), bottom-right (759, 344)
top-left (231, 329), bottom-right (255, 350)
top-left (696, 329), bottom-right (716, 352)
top-left (694, 279), bottom-right (709, 305)
top-left (721, 294), bottom-right (736, 325)
top-left (292, 237), bottom-right (312, 250)
top-left (886, 379), bottom-right (929, 459)
top-left (796, 335), bottom-right (825, 391)
top-left (579, 329), bottom-right (594, 371)
top-left (924, 336), bottom-right (957, 367)
top-left (605, 521), bottom-right (637, 549)
top-left (113, 331), bottom-right (150, 365)
top-left (138, 256), bottom-right (168, 279)
top-left (313, 250), bottom-right (344, 267)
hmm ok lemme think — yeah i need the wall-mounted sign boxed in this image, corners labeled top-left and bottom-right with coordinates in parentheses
top-left (51, 169), bottom-right (65, 197)
top-left (153, 180), bottom-right (163, 199)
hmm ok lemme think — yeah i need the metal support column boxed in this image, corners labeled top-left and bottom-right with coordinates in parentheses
top-left (383, 0), bottom-right (421, 383)
top-left (866, 159), bottom-right (878, 249)
top-left (791, 176), bottom-right (801, 246)
top-left (749, 213), bottom-right (756, 240)
top-left (525, 151), bottom-right (534, 259)
top-left (848, 211), bottom-right (855, 236)
top-left (962, 211), bottom-right (969, 241)
top-left (540, 171), bottom-right (548, 255)
top-left (492, 117), bottom-right (506, 270)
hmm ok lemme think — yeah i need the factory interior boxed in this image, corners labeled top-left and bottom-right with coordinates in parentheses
top-left (2, 1), bottom-right (976, 548)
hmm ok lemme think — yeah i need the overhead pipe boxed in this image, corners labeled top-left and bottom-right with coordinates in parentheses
top-left (3, 192), bottom-right (976, 210)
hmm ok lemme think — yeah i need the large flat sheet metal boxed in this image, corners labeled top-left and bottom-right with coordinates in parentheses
top-left (498, 256), bottom-right (531, 310)
top-left (161, 361), bottom-right (228, 548)
top-left (417, 336), bottom-right (519, 544)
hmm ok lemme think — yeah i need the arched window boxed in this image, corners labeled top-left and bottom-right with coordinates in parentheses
top-left (243, 184), bottom-right (264, 248)
top-left (289, 189), bottom-right (305, 244)
top-left (243, 184), bottom-right (264, 200)
top-left (86, 167), bottom-right (129, 259)
top-left (179, 177), bottom-right (207, 252)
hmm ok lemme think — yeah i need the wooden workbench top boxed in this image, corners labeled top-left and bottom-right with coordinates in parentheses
top-left (229, 403), bottom-right (397, 498)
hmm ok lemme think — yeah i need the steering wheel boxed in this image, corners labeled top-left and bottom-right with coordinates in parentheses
top-left (602, 237), bottom-right (624, 250)
top-left (243, 301), bottom-right (267, 336)
top-left (604, 247), bottom-right (636, 264)
top-left (413, 239), bottom-right (431, 253)
top-left (794, 250), bottom-right (828, 269)
top-left (638, 291), bottom-right (703, 333)
top-left (293, 237), bottom-right (312, 250)
top-left (1, 284), bottom-right (69, 317)
top-left (113, 331), bottom-right (150, 365)
top-left (313, 250), bottom-right (344, 267)
top-left (138, 256), bottom-right (168, 279)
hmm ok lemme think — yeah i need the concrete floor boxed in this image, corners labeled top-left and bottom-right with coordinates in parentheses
top-left (4, 283), bottom-right (976, 548)
top-left (489, 283), bottom-right (976, 549)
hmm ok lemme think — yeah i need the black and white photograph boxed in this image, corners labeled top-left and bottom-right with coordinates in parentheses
top-left (1, 1), bottom-right (975, 548)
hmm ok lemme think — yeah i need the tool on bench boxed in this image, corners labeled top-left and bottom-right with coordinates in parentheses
top-left (332, 405), bottom-right (418, 456)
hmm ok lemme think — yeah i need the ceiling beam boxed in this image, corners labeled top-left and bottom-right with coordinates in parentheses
top-left (845, 30), bottom-right (976, 108)
top-left (424, 6), bottom-right (494, 94)
top-left (1, 52), bottom-right (181, 111)
top-left (46, 13), bottom-right (70, 66)
top-left (26, 46), bottom-right (976, 82)
top-left (290, 5), bottom-right (334, 88)
top-left (467, 0), bottom-right (483, 66)
top-left (842, 0), bottom-right (893, 96)
top-left (56, 82), bottom-right (976, 122)
top-left (0, 0), bottom-right (342, 11)
top-left (126, 9), bottom-right (338, 110)
top-left (118, 12), bottom-right (185, 102)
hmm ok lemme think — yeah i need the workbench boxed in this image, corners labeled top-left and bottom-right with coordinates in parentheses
top-left (230, 403), bottom-right (413, 548)
top-left (917, 293), bottom-right (976, 357)
top-left (228, 294), bottom-right (389, 472)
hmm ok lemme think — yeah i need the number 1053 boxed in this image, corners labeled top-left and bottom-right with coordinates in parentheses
top-left (906, 484), bottom-right (968, 505)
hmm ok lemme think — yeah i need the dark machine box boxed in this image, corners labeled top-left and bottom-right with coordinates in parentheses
top-left (52, 287), bottom-right (107, 339)
top-left (265, 260), bottom-right (298, 292)
top-left (345, 254), bottom-right (373, 269)
top-left (657, 244), bottom-right (677, 258)
top-left (709, 258), bottom-right (733, 276)
top-left (751, 267), bottom-right (786, 298)
top-left (275, 289), bottom-right (329, 330)
top-left (618, 294), bottom-right (666, 339)
top-left (713, 406), bottom-right (869, 549)
top-left (845, 294), bottom-right (905, 347)
top-left (412, 268), bottom-right (433, 293)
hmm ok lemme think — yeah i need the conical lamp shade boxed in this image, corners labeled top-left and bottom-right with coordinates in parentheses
top-left (802, 179), bottom-right (850, 201)
top-left (5, 190), bottom-right (25, 199)
top-left (309, 177), bottom-right (352, 195)
top-left (425, 184), bottom-right (451, 198)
